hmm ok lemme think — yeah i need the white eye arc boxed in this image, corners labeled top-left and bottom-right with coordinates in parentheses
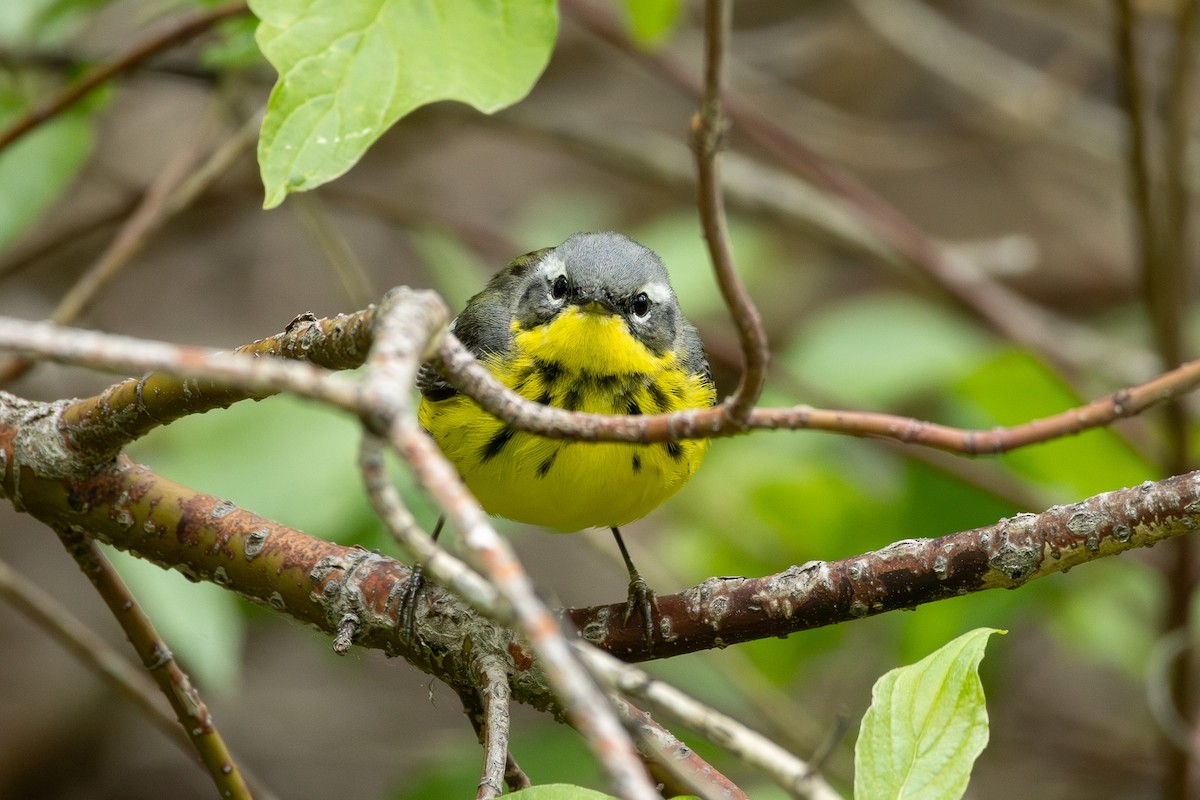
top-left (638, 282), bottom-right (672, 306)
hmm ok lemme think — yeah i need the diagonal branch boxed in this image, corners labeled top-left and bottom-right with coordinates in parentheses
top-left (582, 645), bottom-right (842, 800)
top-left (4, 313), bottom-right (1200, 465)
top-left (54, 527), bottom-right (252, 799)
top-left (0, 2), bottom-right (250, 152)
top-left (566, 470), bottom-right (1200, 661)
top-left (359, 289), bottom-right (661, 800)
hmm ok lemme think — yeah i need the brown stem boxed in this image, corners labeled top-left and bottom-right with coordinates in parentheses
top-left (690, 0), bottom-right (768, 424)
top-left (0, 2), bottom-right (250, 152)
top-left (54, 528), bottom-right (252, 799)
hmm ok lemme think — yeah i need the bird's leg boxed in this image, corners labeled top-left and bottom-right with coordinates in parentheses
top-left (401, 516), bottom-right (445, 642)
top-left (611, 526), bottom-right (657, 642)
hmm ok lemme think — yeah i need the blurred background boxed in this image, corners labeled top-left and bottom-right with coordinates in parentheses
top-left (0, 0), bottom-right (1193, 797)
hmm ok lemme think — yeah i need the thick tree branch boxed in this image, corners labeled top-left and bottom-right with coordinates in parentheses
top-left (59, 307), bottom-right (379, 460)
top-left (566, 471), bottom-right (1200, 660)
top-left (7, 382), bottom-right (1200, 682)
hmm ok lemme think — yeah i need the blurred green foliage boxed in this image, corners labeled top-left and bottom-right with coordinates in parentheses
top-left (0, 1), bottom-right (1182, 797)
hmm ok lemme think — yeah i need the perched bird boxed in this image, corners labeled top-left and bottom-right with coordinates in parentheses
top-left (418, 231), bottom-right (717, 638)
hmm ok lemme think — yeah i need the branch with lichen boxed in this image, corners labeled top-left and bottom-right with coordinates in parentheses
top-left (6, 380), bottom-right (1200, 797)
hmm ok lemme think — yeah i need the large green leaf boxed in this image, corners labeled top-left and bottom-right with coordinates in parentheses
top-left (250, 0), bottom-right (558, 208)
top-left (855, 628), bottom-right (1002, 800)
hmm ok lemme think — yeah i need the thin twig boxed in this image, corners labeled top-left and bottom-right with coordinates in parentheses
top-left (54, 528), bottom-right (252, 799)
top-left (0, 557), bottom-right (193, 754)
top-left (0, 1), bottom-right (250, 152)
top-left (430, 331), bottom-right (1200, 454)
top-left (617, 700), bottom-right (752, 800)
top-left (0, 108), bottom-right (261, 384)
top-left (581, 645), bottom-right (843, 800)
top-left (4, 315), bottom-right (1200, 459)
top-left (359, 290), bottom-right (661, 800)
top-left (474, 655), bottom-right (513, 800)
top-left (691, 0), bottom-right (768, 423)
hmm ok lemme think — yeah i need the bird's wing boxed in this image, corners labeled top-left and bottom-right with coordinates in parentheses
top-left (418, 248), bottom-right (551, 402)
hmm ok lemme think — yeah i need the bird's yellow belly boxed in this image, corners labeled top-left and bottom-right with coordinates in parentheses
top-left (422, 403), bottom-right (704, 530)
top-left (418, 337), bottom-right (714, 532)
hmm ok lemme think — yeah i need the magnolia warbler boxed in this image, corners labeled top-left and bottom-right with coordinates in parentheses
top-left (418, 231), bottom-right (716, 638)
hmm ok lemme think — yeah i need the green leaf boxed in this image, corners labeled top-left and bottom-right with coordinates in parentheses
top-left (506, 786), bottom-right (622, 800)
top-left (251, 0), bottom-right (558, 208)
top-left (855, 627), bottom-right (1003, 800)
top-left (616, 0), bottom-right (681, 46)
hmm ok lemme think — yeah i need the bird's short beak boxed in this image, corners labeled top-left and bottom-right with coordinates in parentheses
top-left (574, 287), bottom-right (618, 315)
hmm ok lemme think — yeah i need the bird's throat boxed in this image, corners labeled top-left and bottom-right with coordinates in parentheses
top-left (513, 308), bottom-right (666, 376)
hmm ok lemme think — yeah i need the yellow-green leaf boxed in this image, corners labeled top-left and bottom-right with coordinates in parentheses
top-left (855, 628), bottom-right (1003, 800)
top-left (250, 0), bottom-right (558, 208)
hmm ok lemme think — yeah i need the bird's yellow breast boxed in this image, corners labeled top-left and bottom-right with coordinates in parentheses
top-left (419, 310), bottom-right (715, 532)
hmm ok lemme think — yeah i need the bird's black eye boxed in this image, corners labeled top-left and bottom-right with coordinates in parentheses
top-left (551, 274), bottom-right (568, 300)
top-left (632, 292), bottom-right (651, 318)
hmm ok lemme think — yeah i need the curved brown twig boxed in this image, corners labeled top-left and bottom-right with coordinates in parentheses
top-left (3, 314), bottom-right (1200, 463)
top-left (690, 0), bottom-right (769, 424)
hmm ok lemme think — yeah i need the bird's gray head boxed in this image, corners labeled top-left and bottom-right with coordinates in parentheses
top-left (513, 231), bottom-right (681, 355)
